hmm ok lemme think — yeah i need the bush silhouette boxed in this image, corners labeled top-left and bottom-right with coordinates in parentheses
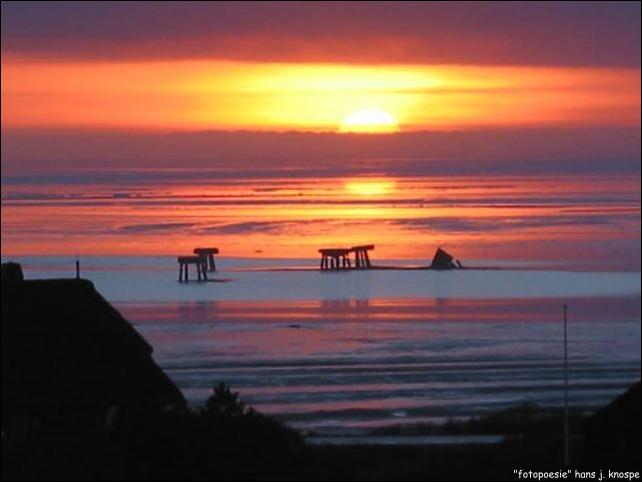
top-left (107, 383), bottom-right (303, 479)
top-left (201, 382), bottom-right (253, 418)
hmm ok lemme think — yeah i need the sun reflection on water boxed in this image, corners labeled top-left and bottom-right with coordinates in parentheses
top-left (344, 179), bottom-right (396, 196)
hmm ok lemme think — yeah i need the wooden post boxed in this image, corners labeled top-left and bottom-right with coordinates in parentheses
top-left (350, 245), bottom-right (374, 269)
top-left (318, 248), bottom-right (351, 271)
top-left (563, 304), bottom-right (569, 467)
top-left (193, 248), bottom-right (219, 272)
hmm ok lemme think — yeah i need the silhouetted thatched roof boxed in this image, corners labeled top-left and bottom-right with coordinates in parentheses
top-left (1, 278), bottom-right (185, 426)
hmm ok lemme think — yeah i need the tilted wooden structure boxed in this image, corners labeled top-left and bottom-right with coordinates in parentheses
top-left (430, 247), bottom-right (463, 270)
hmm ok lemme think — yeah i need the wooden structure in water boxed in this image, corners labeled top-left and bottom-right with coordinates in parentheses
top-left (319, 248), bottom-right (352, 270)
top-left (351, 244), bottom-right (374, 269)
top-left (193, 247), bottom-right (219, 271)
top-left (178, 255), bottom-right (208, 282)
top-left (430, 247), bottom-right (463, 270)
top-left (319, 244), bottom-right (375, 270)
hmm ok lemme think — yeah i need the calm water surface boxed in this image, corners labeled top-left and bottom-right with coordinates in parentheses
top-left (6, 255), bottom-right (639, 434)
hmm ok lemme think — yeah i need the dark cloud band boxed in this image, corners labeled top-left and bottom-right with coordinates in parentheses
top-left (2, 2), bottom-right (639, 67)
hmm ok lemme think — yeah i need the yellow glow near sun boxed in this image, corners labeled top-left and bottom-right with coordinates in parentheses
top-left (345, 180), bottom-right (396, 196)
top-left (339, 108), bottom-right (399, 133)
top-left (3, 60), bottom-right (639, 131)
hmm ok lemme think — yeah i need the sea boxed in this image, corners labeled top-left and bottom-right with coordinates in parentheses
top-left (2, 169), bottom-right (640, 436)
top-left (4, 255), bottom-right (639, 436)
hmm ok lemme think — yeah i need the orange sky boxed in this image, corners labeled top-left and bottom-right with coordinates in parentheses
top-left (2, 60), bottom-right (640, 132)
top-left (1, 3), bottom-right (640, 264)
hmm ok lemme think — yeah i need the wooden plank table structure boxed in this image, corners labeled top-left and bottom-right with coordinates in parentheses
top-left (178, 255), bottom-right (208, 282)
top-left (350, 244), bottom-right (374, 269)
top-left (319, 244), bottom-right (375, 270)
top-left (318, 248), bottom-right (352, 270)
top-left (193, 247), bottom-right (219, 271)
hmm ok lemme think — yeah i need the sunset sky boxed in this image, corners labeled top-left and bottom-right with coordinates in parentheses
top-left (1, 1), bottom-right (640, 262)
top-left (2, 2), bottom-right (640, 167)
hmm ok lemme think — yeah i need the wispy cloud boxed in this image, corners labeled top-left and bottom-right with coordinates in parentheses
top-left (390, 215), bottom-right (613, 234)
top-left (118, 222), bottom-right (196, 233)
top-left (110, 215), bottom-right (624, 238)
top-left (2, 128), bottom-right (641, 175)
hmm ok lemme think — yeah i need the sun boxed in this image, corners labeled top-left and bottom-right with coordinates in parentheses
top-left (338, 108), bottom-right (399, 133)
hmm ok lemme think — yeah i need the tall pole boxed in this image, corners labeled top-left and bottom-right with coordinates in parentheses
top-left (563, 303), bottom-right (569, 467)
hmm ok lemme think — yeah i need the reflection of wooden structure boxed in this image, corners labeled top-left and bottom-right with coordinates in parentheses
top-left (350, 244), bottom-right (374, 269)
top-left (178, 256), bottom-right (208, 282)
top-left (318, 244), bottom-right (375, 270)
top-left (193, 247), bottom-right (219, 271)
top-left (319, 248), bottom-right (352, 270)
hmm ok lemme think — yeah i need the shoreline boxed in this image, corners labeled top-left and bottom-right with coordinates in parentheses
top-left (3, 254), bottom-right (641, 274)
